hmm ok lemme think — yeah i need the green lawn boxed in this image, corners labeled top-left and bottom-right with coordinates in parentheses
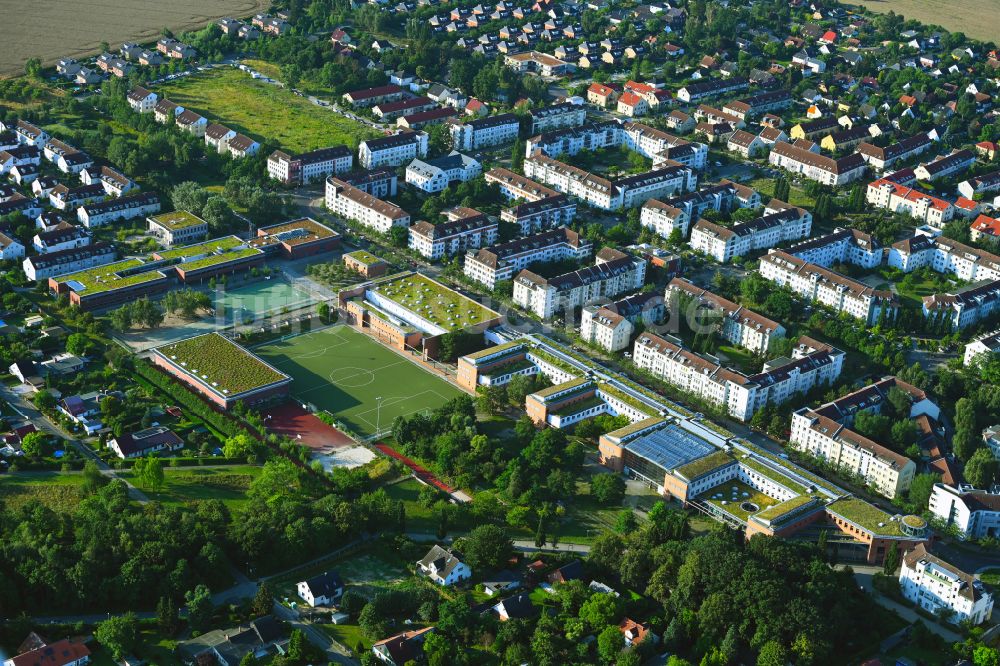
top-left (255, 326), bottom-right (465, 437)
top-left (384, 478), bottom-right (476, 533)
top-left (119, 466), bottom-right (263, 509)
top-left (270, 541), bottom-right (413, 603)
top-left (156, 68), bottom-right (380, 152)
top-left (749, 177), bottom-right (816, 208)
top-left (980, 568), bottom-right (1000, 587)
top-left (0, 472), bottom-right (86, 512)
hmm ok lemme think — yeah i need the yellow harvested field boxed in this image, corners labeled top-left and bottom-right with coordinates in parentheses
top-left (0, 0), bottom-right (269, 76)
top-left (848, 0), bottom-right (1000, 42)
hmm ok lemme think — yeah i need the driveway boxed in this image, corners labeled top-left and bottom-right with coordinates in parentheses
top-left (846, 565), bottom-right (963, 643)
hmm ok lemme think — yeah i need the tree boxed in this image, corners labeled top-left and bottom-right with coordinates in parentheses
top-left (591, 473), bottom-right (626, 504)
top-left (83, 461), bottom-right (107, 494)
top-left (907, 473), bottom-right (939, 511)
top-left (156, 596), bottom-right (179, 635)
top-left (461, 524), bottom-right (512, 570)
top-left (974, 645), bottom-right (1000, 666)
top-left (251, 581), bottom-right (274, 617)
top-left (883, 542), bottom-right (901, 576)
top-left (965, 448), bottom-right (1000, 488)
top-left (389, 225), bottom-right (408, 248)
top-left (756, 640), bottom-right (787, 666)
top-left (511, 138), bottom-right (525, 171)
top-left (475, 385), bottom-right (507, 416)
top-left (185, 584), bottom-right (214, 631)
top-left (597, 624), bottom-right (624, 664)
top-left (579, 592), bottom-right (623, 631)
top-left (172, 181), bottom-right (211, 215)
top-left (134, 457), bottom-right (165, 490)
top-left (317, 302), bottom-right (330, 322)
top-left (19, 432), bottom-right (48, 458)
top-left (65, 333), bottom-right (92, 356)
top-left (95, 613), bottom-right (138, 660)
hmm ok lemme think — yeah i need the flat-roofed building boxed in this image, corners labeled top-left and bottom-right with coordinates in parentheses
top-left (147, 211), bottom-right (209, 246)
top-left (249, 218), bottom-right (340, 259)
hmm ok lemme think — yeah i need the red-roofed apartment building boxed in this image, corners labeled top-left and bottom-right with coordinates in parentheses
top-left (587, 82), bottom-right (619, 108)
top-left (617, 91), bottom-right (649, 117)
top-left (866, 178), bottom-right (954, 228)
top-left (971, 214), bottom-right (1000, 246)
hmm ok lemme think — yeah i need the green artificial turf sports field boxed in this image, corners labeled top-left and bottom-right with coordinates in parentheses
top-left (255, 326), bottom-right (464, 436)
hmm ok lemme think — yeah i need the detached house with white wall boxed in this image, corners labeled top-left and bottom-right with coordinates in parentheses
top-left (416, 545), bottom-right (471, 586)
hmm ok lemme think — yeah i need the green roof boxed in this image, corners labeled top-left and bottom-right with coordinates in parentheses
top-left (753, 494), bottom-right (820, 524)
top-left (531, 377), bottom-right (592, 401)
top-left (55, 259), bottom-right (167, 295)
top-left (604, 416), bottom-right (668, 442)
top-left (345, 250), bottom-right (385, 266)
top-left (155, 333), bottom-right (289, 396)
top-left (597, 383), bottom-right (657, 418)
top-left (157, 235), bottom-right (246, 259)
top-left (372, 272), bottom-right (499, 332)
top-left (675, 449), bottom-right (735, 481)
top-left (148, 210), bottom-right (207, 230)
top-left (551, 395), bottom-right (606, 416)
top-left (463, 339), bottom-right (528, 362)
top-left (825, 497), bottom-right (906, 538)
top-left (737, 454), bottom-right (808, 495)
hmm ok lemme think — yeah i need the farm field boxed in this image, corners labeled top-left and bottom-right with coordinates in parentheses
top-left (255, 326), bottom-right (465, 437)
top-left (847, 0), bottom-right (1000, 43)
top-left (156, 68), bottom-right (380, 152)
top-left (0, 0), bottom-right (269, 77)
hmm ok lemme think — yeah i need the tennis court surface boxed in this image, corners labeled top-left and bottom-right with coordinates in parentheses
top-left (254, 326), bottom-right (464, 437)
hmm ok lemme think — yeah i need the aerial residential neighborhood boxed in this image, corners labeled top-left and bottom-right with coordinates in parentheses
top-left (1, 0), bottom-right (1000, 664)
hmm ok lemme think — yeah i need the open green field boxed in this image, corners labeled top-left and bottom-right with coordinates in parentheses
top-left (255, 326), bottom-right (465, 436)
top-left (119, 466), bottom-right (263, 509)
top-left (156, 68), bottom-right (380, 152)
top-left (847, 0), bottom-right (1000, 43)
top-left (0, 472), bottom-right (85, 512)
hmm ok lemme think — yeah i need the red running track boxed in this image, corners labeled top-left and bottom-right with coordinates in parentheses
top-left (374, 442), bottom-right (454, 494)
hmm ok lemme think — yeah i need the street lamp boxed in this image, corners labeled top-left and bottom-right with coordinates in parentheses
top-left (375, 396), bottom-right (383, 436)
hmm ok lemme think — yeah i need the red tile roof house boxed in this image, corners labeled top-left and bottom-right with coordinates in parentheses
top-left (3, 638), bottom-right (90, 666)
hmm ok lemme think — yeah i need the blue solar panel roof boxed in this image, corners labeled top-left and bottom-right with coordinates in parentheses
top-left (622, 422), bottom-right (717, 472)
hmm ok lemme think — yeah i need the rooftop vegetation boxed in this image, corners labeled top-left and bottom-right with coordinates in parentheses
top-left (826, 497), bottom-right (906, 538)
top-left (156, 333), bottom-right (288, 396)
top-left (373, 273), bottom-right (498, 331)
top-left (675, 449), bottom-right (735, 481)
top-left (56, 259), bottom-right (166, 295)
top-left (148, 210), bottom-right (206, 230)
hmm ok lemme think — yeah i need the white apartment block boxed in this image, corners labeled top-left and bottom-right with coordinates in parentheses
top-left (666, 277), bottom-right (785, 354)
top-left (464, 226), bottom-right (591, 289)
top-left (23, 243), bottom-right (116, 281)
top-left (889, 233), bottom-right (1000, 283)
top-left (913, 149), bottom-right (976, 182)
top-left (858, 133), bottom-right (935, 171)
top-left (526, 121), bottom-right (621, 159)
top-left (580, 292), bottom-right (665, 352)
top-left (759, 250), bottom-right (898, 324)
top-left (964, 330), bottom-right (1000, 366)
top-left (529, 102), bottom-right (587, 134)
top-left (923, 280), bottom-right (1000, 330)
top-left (929, 483), bottom-right (1000, 540)
top-left (580, 307), bottom-right (633, 351)
top-left (405, 152), bottom-right (481, 193)
top-left (639, 181), bottom-right (759, 240)
top-left (500, 194), bottom-right (577, 235)
top-left (325, 177), bottom-right (411, 232)
top-left (787, 227), bottom-right (883, 270)
top-left (32, 224), bottom-right (90, 254)
top-left (449, 114), bottom-right (520, 151)
top-left (513, 248), bottom-right (646, 319)
top-left (524, 152), bottom-right (693, 211)
top-left (900, 544), bottom-right (993, 625)
top-left (76, 192), bottom-right (161, 228)
top-left (689, 203), bottom-right (812, 263)
top-left (359, 131), bottom-right (428, 169)
top-left (632, 332), bottom-right (844, 421)
top-left (127, 86), bottom-right (158, 113)
top-left (867, 179), bottom-right (954, 228)
top-left (484, 167), bottom-right (560, 201)
top-left (205, 124), bottom-right (237, 154)
top-left (622, 122), bottom-right (708, 170)
top-left (408, 208), bottom-right (497, 260)
top-left (268, 146), bottom-right (353, 185)
top-left (0, 231), bottom-right (24, 260)
top-left (789, 377), bottom-right (935, 498)
top-left (769, 141), bottom-right (867, 186)
top-left (80, 166), bottom-right (135, 197)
